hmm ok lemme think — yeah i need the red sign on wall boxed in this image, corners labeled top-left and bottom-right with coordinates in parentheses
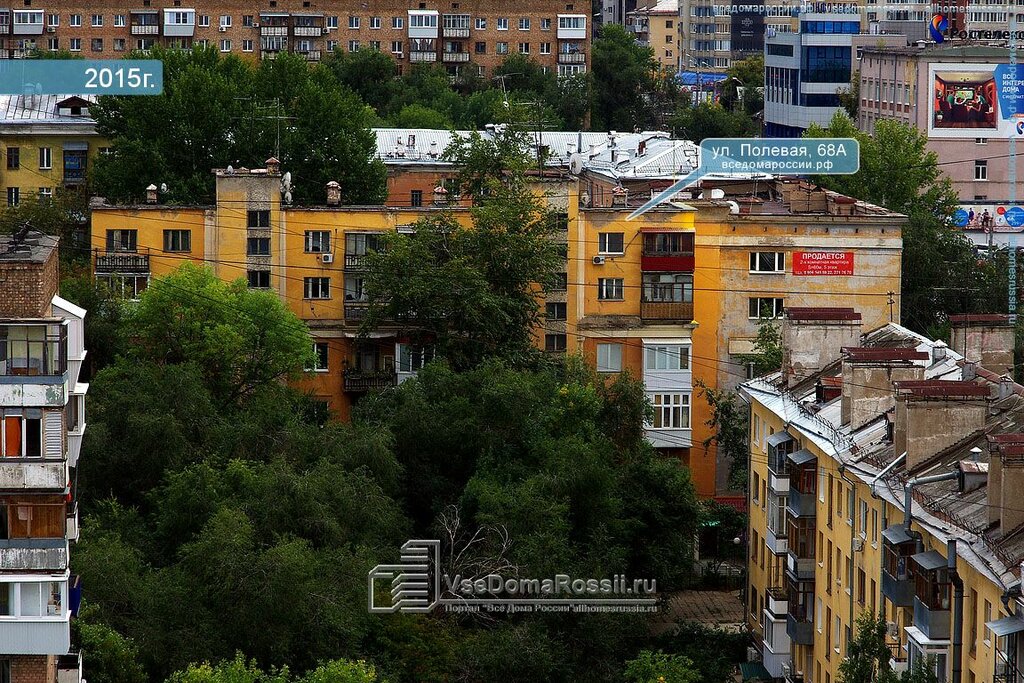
top-left (792, 251), bottom-right (854, 276)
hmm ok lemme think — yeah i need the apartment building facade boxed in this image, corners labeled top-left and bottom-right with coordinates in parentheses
top-left (0, 232), bottom-right (86, 683)
top-left (743, 309), bottom-right (1024, 683)
top-left (0, 1), bottom-right (589, 77)
top-left (627, 0), bottom-right (679, 71)
top-left (0, 95), bottom-right (106, 210)
top-left (857, 45), bottom-right (1024, 230)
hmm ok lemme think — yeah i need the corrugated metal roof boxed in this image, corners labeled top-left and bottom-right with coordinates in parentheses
top-left (0, 94), bottom-right (96, 124)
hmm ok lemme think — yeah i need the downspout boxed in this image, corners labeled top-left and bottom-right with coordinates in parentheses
top-left (948, 539), bottom-right (964, 683)
top-left (903, 468), bottom-right (959, 553)
top-left (840, 466), bottom-right (859, 654)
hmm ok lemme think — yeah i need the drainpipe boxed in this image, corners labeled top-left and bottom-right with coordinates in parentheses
top-left (903, 468), bottom-right (959, 552)
top-left (949, 539), bottom-right (964, 683)
top-left (840, 466), bottom-right (859, 654)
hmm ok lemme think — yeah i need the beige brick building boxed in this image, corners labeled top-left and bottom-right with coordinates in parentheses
top-left (0, 1), bottom-right (590, 77)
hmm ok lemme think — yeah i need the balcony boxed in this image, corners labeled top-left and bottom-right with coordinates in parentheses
top-left (787, 488), bottom-right (814, 518)
top-left (261, 26), bottom-right (289, 36)
top-left (66, 503), bottom-right (79, 542)
top-left (911, 550), bottom-right (951, 641)
top-left (0, 461), bottom-right (67, 489)
top-left (640, 301), bottom-right (694, 322)
top-left (786, 612), bottom-right (814, 646)
top-left (443, 27), bottom-right (470, 38)
top-left (343, 369), bottom-right (397, 392)
top-left (767, 586), bottom-right (788, 617)
top-left (345, 253), bottom-right (370, 270)
top-left (442, 51), bottom-right (470, 62)
top-left (0, 538), bottom-right (68, 571)
top-left (786, 549), bottom-right (814, 580)
top-left (293, 26), bottom-right (323, 36)
top-left (297, 49), bottom-right (321, 61)
top-left (558, 52), bottom-right (587, 63)
top-left (130, 24), bottom-right (159, 35)
top-left (0, 620), bottom-right (70, 656)
top-left (410, 51), bottom-right (438, 62)
top-left (881, 526), bottom-right (916, 607)
top-left (94, 248), bottom-right (150, 274)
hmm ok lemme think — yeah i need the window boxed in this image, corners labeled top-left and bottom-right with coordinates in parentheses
top-left (642, 273), bottom-right (692, 303)
top-left (976, 137), bottom-right (988, 145)
top-left (6, 147), bottom-right (18, 170)
top-left (859, 500), bottom-right (868, 537)
top-left (645, 345), bottom-right (689, 370)
top-left (197, 14), bottom-right (208, 27)
top-left (303, 231), bottom-right (331, 253)
top-left (219, 15), bottom-right (232, 28)
top-left (496, 41), bottom-right (509, 54)
top-left (247, 270), bottom-right (270, 288)
top-left (497, 17), bottom-right (509, 30)
top-left (398, 344), bottom-right (435, 372)
top-left (47, 37), bottom-right (59, 51)
top-left (392, 16), bottom-right (404, 29)
top-left (391, 40), bottom-right (403, 53)
top-left (68, 38), bottom-right (81, 52)
top-left (749, 297), bottom-right (784, 319)
top-left (39, 148), bottom-right (53, 171)
top-left (37, 188), bottom-right (52, 201)
top-left (410, 189), bottom-right (423, 207)
top-left (220, 39), bottom-right (231, 52)
top-left (304, 277), bottom-right (331, 299)
top-left (596, 343), bottom-right (622, 372)
top-left (114, 38), bottom-right (126, 51)
top-left (243, 39), bottom-right (254, 52)
top-left (91, 38), bottom-right (103, 51)
top-left (48, 14), bottom-right (58, 26)
top-left (327, 16), bottom-right (339, 29)
top-left (749, 251), bottom-right (785, 272)
top-left (649, 393), bottom-right (690, 429)
top-left (247, 209), bottom-right (270, 228)
top-left (551, 272), bottom-right (568, 291)
top-left (6, 188), bottom-right (19, 207)
top-left (597, 278), bottom-right (624, 300)
top-left (975, 160), bottom-right (988, 181)
top-left (541, 18), bottom-right (552, 30)
top-left (163, 230), bottom-right (191, 252)
top-left (598, 232), bottom-right (624, 254)
top-left (545, 302), bottom-right (567, 319)
top-left (518, 42), bottom-right (530, 53)
top-left (984, 600), bottom-right (993, 644)
top-left (242, 15), bottom-right (254, 27)
top-left (246, 237), bottom-right (270, 256)
top-left (475, 17), bottom-right (487, 29)
top-left (69, 14), bottom-right (81, 26)
top-left (348, 15), bottom-right (360, 28)
top-left (540, 42), bottom-right (551, 54)
top-left (519, 17), bottom-right (531, 30)
top-left (545, 333), bottom-right (567, 351)
top-left (91, 13), bottom-right (103, 26)
top-left (558, 15), bottom-right (586, 30)
top-left (475, 41), bottom-right (486, 53)
top-left (105, 229), bottom-right (137, 252)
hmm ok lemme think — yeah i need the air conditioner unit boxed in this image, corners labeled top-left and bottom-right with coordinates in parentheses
top-left (46, 26), bottom-right (55, 33)
top-left (253, 22), bottom-right (260, 28)
top-left (592, 255), bottom-right (606, 265)
top-left (322, 27), bottom-right (330, 35)
top-left (321, 253), bottom-right (334, 264)
top-left (886, 621), bottom-right (899, 638)
top-left (852, 538), bottom-right (865, 552)
top-left (218, 26), bottom-right (227, 32)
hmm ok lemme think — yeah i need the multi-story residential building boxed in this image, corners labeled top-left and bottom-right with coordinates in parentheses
top-left (626, 0), bottom-right (679, 71)
top-left (0, 230), bottom-right (87, 683)
top-left (857, 45), bottom-right (1024, 241)
top-left (89, 130), bottom-right (906, 497)
top-left (0, 2), bottom-right (589, 78)
top-left (0, 95), bottom-right (106, 209)
top-left (764, 15), bottom-right (905, 136)
top-left (743, 309), bottom-right (1024, 683)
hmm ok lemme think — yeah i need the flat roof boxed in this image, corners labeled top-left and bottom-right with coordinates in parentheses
top-left (895, 380), bottom-right (989, 398)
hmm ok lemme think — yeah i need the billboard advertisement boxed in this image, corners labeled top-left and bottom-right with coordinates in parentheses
top-left (953, 204), bottom-right (1024, 231)
top-left (792, 252), bottom-right (854, 276)
top-left (730, 0), bottom-right (765, 54)
top-left (928, 63), bottom-right (1024, 139)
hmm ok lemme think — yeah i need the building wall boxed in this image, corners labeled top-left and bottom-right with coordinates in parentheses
top-left (0, 132), bottom-right (107, 208)
top-left (0, 1), bottom-right (589, 77)
top-left (0, 252), bottom-right (58, 318)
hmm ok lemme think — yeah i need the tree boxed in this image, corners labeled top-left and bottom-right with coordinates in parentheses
top-left (129, 263), bottom-right (313, 405)
top-left (742, 315), bottom-right (783, 377)
top-left (391, 103), bottom-right (452, 129)
top-left (839, 611), bottom-right (939, 683)
top-left (323, 48), bottom-right (398, 113)
top-left (74, 610), bottom-right (148, 683)
top-left (721, 55), bottom-right (765, 115)
top-left (623, 651), bottom-right (701, 683)
top-left (695, 381), bottom-right (749, 490)
top-left (838, 71), bottom-right (860, 119)
top-left (58, 272), bottom-right (129, 379)
top-left (0, 189), bottom-right (90, 263)
top-left (590, 24), bottom-right (657, 130)
top-left (670, 103), bottom-right (758, 142)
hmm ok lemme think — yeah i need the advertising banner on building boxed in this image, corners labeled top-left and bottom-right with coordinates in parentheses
top-left (928, 63), bottom-right (1024, 139)
top-left (954, 204), bottom-right (1024, 231)
top-left (792, 251), bottom-right (854, 275)
top-left (730, 0), bottom-right (765, 53)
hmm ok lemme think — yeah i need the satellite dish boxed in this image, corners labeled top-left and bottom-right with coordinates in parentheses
top-left (569, 153), bottom-right (583, 176)
top-left (283, 171), bottom-right (292, 185)
top-left (226, 165), bottom-right (234, 174)
top-left (284, 190), bottom-right (292, 205)
top-left (159, 183), bottom-right (168, 193)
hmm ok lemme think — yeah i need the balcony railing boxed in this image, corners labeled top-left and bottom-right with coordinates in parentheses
top-left (293, 26), bottom-right (322, 36)
top-left (640, 301), bottom-right (694, 322)
top-left (410, 51), bottom-right (438, 62)
top-left (558, 52), bottom-right (586, 63)
top-left (343, 369), bottom-right (397, 392)
top-left (345, 253), bottom-right (369, 270)
top-left (94, 248), bottom-right (150, 274)
top-left (261, 26), bottom-right (289, 36)
top-left (344, 302), bottom-right (369, 321)
top-left (297, 49), bottom-right (321, 61)
top-left (130, 24), bottom-right (159, 35)
top-left (443, 27), bottom-right (470, 37)
top-left (442, 51), bottom-right (470, 62)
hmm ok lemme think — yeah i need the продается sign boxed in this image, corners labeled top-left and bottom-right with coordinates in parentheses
top-left (792, 251), bottom-right (854, 276)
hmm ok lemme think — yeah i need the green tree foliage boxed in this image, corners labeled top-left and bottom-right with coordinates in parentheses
top-left (0, 189), bottom-right (90, 263)
top-left (74, 608), bottom-right (148, 683)
top-left (59, 272), bottom-right (129, 378)
top-left (839, 611), bottom-right (939, 683)
top-left (649, 623), bottom-right (749, 681)
top-left (323, 48), bottom-right (399, 113)
top-left (721, 55), bottom-right (765, 115)
top-left (623, 650), bottom-right (701, 683)
top-left (695, 381), bottom-right (749, 490)
top-left (742, 315), bottom-right (783, 377)
top-left (806, 112), bottom-right (1005, 334)
top-left (590, 24), bottom-right (657, 130)
top-left (670, 103), bottom-right (758, 142)
top-left (91, 48), bottom-right (385, 205)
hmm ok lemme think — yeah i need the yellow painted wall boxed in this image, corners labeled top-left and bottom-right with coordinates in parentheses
top-left (1, 134), bottom-right (109, 201)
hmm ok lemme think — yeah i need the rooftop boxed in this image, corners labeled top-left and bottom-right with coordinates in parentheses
top-left (0, 231), bottom-right (58, 263)
top-left (860, 44), bottom-right (1014, 59)
top-left (0, 95), bottom-right (96, 125)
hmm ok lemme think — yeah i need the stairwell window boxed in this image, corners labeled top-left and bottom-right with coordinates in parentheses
top-left (597, 277), bottom-right (624, 301)
top-left (247, 209), bottom-right (270, 228)
top-left (545, 302), bottom-right (567, 320)
top-left (303, 277), bottom-right (331, 299)
top-left (544, 333), bottom-right (566, 351)
top-left (247, 270), bottom-right (270, 289)
top-left (246, 237), bottom-right (270, 256)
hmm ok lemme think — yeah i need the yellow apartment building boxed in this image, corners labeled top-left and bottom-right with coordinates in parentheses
top-left (0, 95), bottom-right (107, 207)
top-left (626, 0), bottom-right (680, 72)
top-left (742, 310), bottom-right (1024, 683)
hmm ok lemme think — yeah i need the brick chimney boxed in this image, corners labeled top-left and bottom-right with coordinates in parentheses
top-left (145, 184), bottom-right (158, 204)
top-left (894, 381), bottom-right (988, 471)
top-left (781, 308), bottom-right (862, 388)
top-left (949, 314), bottom-right (1015, 376)
top-left (988, 434), bottom-right (1024, 529)
top-left (326, 181), bottom-right (341, 206)
top-left (840, 347), bottom-right (927, 430)
top-left (0, 232), bottom-right (59, 318)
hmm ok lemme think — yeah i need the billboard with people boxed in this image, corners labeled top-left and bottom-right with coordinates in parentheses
top-left (928, 63), bottom-right (1024, 139)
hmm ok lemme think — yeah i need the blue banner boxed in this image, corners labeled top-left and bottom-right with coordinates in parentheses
top-left (994, 64), bottom-right (1024, 120)
top-left (0, 60), bottom-right (163, 95)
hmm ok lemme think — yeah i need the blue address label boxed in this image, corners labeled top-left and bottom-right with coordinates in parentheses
top-left (0, 60), bottom-right (163, 95)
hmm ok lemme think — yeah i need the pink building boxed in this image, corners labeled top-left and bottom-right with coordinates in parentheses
top-left (858, 44), bottom-right (1024, 242)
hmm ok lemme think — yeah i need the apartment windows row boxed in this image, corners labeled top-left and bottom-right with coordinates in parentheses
top-left (0, 501), bottom-right (65, 539)
top-left (5, 146), bottom-right (78, 171)
top-left (596, 275), bottom-right (694, 303)
top-left (1, 411), bottom-right (63, 457)
top-left (0, 581), bottom-right (67, 619)
top-left (5, 187), bottom-right (57, 207)
top-left (593, 342), bottom-right (690, 374)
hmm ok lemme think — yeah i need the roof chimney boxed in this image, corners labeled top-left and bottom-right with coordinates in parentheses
top-left (781, 308), bottom-right (862, 388)
top-left (987, 434), bottom-right (1024, 528)
top-left (949, 314), bottom-right (1015, 376)
top-left (326, 180), bottom-right (341, 206)
top-left (145, 184), bottom-right (158, 204)
top-left (894, 381), bottom-right (988, 471)
top-left (265, 156), bottom-right (281, 175)
top-left (840, 347), bottom-right (928, 429)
